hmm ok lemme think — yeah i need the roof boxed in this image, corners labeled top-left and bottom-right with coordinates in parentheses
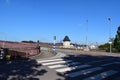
top-left (63, 36), bottom-right (71, 41)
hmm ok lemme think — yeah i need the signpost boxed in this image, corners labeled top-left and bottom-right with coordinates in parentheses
top-left (53, 36), bottom-right (56, 54)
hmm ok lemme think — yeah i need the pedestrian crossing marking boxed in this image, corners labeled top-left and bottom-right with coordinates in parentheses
top-left (114, 62), bottom-right (120, 64)
top-left (101, 62), bottom-right (115, 67)
top-left (56, 64), bottom-right (91, 73)
top-left (48, 62), bottom-right (80, 69)
top-left (67, 67), bottom-right (102, 78)
top-left (42, 60), bottom-right (72, 66)
top-left (86, 59), bottom-right (114, 64)
top-left (37, 57), bottom-right (119, 79)
top-left (101, 61), bottom-right (120, 67)
top-left (37, 58), bottom-right (63, 63)
top-left (84, 70), bottom-right (118, 80)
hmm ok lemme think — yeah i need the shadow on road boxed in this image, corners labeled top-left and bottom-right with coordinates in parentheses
top-left (0, 58), bottom-right (47, 80)
top-left (56, 54), bottom-right (120, 80)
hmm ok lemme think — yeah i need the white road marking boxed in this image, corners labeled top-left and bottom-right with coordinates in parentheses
top-left (114, 62), bottom-right (120, 64)
top-left (67, 67), bottom-right (102, 78)
top-left (86, 59), bottom-right (114, 64)
top-left (37, 56), bottom-right (119, 79)
top-left (101, 62), bottom-right (114, 66)
top-left (101, 61), bottom-right (120, 66)
top-left (84, 70), bottom-right (118, 80)
top-left (37, 58), bottom-right (63, 63)
top-left (56, 64), bottom-right (91, 73)
top-left (48, 62), bottom-right (80, 68)
top-left (42, 60), bottom-right (72, 66)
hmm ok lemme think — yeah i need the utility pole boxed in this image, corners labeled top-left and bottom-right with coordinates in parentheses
top-left (86, 20), bottom-right (88, 46)
top-left (108, 18), bottom-right (112, 53)
top-left (84, 20), bottom-right (89, 51)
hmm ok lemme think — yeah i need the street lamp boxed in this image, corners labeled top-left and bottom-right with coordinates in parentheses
top-left (84, 20), bottom-right (89, 51)
top-left (108, 18), bottom-right (112, 53)
top-left (86, 20), bottom-right (88, 47)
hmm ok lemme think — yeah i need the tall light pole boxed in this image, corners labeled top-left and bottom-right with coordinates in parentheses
top-left (108, 18), bottom-right (112, 53)
top-left (86, 20), bottom-right (88, 46)
top-left (84, 20), bottom-right (89, 51)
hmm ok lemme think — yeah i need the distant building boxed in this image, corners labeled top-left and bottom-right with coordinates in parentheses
top-left (89, 44), bottom-right (97, 49)
top-left (63, 36), bottom-right (71, 48)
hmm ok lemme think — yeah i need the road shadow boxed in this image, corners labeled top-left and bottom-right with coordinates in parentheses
top-left (0, 58), bottom-right (47, 80)
top-left (56, 54), bottom-right (120, 80)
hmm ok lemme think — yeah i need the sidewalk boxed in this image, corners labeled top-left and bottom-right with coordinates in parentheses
top-left (30, 50), bottom-right (55, 59)
top-left (30, 50), bottom-right (66, 60)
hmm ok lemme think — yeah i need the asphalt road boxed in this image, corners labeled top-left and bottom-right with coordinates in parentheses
top-left (0, 50), bottom-right (120, 80)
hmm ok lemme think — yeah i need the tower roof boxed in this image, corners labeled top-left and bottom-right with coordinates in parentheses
top-left (63, 36), bottom-right (71, 41)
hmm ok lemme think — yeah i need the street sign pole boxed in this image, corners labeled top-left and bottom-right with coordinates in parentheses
top-left (53, 36), bottom-right (56, 54)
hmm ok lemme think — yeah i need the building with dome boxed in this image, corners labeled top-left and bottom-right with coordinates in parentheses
top-left (63, 36), bottom-right (71, 48)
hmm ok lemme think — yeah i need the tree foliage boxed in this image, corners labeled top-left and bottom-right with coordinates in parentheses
top-left (114, 26), bottom-right (120, 52)
top-left (98, 43), bottom-right (109, 50)
top-left (21, 40), bottom-right (35, 43)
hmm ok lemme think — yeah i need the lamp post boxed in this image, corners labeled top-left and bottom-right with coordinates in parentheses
top-left (86, 20), bottom-right (88, 47)
top-left (84, 20), bottom-right (89, 51)
top-left (108, 18), bottom-right (112, 53)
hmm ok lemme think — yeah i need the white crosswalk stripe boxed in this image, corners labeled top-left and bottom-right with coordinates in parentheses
top-left (37, 58), bottom-right (119, 79)
top-left (101, 62), bottom-right (115, 67)
top-left (114, 62), bottom-right (120, 64)
top-left (42, 60), bottom-right (72, 66)
top-left (37, 58), bottom-right (63, 63)
top-left (56, 64), bottom-right (91, 73)
top-left (48, 62), bottom-right (80, 69)
top-left (84, 70), bottom-right (118, 80)
top-left (67, 67), bottom-right (102, 78)
top-left (101, 61), bottom-right (120, 67)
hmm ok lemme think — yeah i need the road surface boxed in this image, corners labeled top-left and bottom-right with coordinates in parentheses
top-left (0, 49), bottom-right (120, 80)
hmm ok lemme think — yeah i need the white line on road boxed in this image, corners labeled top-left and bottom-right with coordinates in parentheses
top-left (101, 61), bottom-right (120, 67)
top-left (37, 58), bottom-right (63, 63)
top-left (101, 62), bottom-right (115, 67)
top-left (67, 67), bottom-right (102, 78)
top-left (56, 64), bottom-right (91, 73)
top-left (42, 60), bottom-right (72, 66)
top-left (86, 59), bottom-right (114, 64)
top-left (114, 62), bottom-right (120, 64)
top-left (48, 62), bottom-right (80, 69)
top-left (84, 70), bottom-right (118, 80)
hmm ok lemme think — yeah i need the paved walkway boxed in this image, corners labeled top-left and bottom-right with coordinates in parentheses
top-left (30, 50), bottom-right (66, 60)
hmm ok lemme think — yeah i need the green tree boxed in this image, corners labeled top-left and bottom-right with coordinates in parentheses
top-left (98, 43), bottom-right (109, 50)
top-left (114, 26), bottom-right (120, 52)
top-left (22, 40), bottom-right (35, 43)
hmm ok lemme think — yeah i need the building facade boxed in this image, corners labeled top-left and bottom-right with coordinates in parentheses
top-left (63, 36), bottom-right (71, 48)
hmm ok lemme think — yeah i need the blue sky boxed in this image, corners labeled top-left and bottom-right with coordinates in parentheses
top-left (0, 0), bottom-right (120, 44)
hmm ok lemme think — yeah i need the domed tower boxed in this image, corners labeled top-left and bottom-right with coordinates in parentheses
top-left (63, 36), bottom-right (71, 48)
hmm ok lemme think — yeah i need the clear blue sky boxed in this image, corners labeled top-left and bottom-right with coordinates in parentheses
top-left (0, 0), bottom-right (120, 44)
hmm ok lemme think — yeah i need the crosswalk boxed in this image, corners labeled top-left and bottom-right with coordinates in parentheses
top-left (37, 58), bottom-right (120, 80)
top-left (84, 70), bottom-right (118, 80)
